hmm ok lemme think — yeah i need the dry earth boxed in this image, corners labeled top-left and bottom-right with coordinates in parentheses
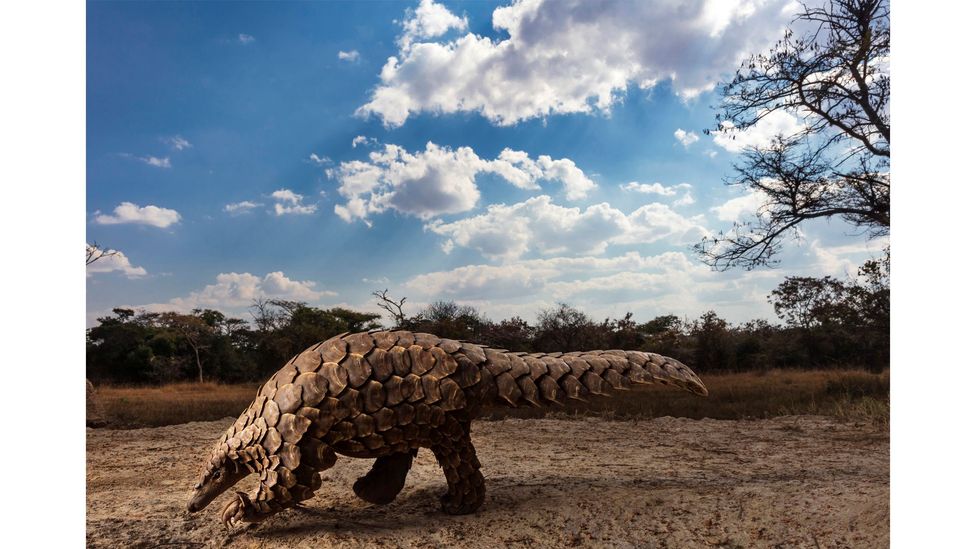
top-left (87, 416), bottom-right (888, 548)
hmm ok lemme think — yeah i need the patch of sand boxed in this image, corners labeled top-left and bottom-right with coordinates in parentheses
top-left (86, 416), bottom-right (888, 548)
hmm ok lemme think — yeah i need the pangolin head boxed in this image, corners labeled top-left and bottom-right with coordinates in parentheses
top-left (187, 432), bottom-right (249, 513)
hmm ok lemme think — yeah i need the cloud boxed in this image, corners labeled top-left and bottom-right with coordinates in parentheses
top-left (224, 201), bottom-right (262, 214)
top-left (398, 0), bottom-right (468, 49)
top-left (338, 50), bottom-right (360, 62)
top-left (271, 189), bottom-right (302, 204)
top-left (426, 195), bottom-right (709, 261)
top-left (359, 0), bottom-right (794, 127)
top-left (238, 33), bottom-right (255, 44)
top-left (405, 253), bottom-right (682, 300)
top-left (400, 250), bottom-right (780, 322)
top-left (674, 128), bottom-right (700, 148)
top-left (710, 189), bottom-right (767, 222)
top-left (352, 135), bottom-right (378, 148)
top-left (275, 203), bottom-right (317, 216)
top-left (94, 202), bottom-right (181, 228)
top-left (145, 156), bottom-right (171, 168)
top-left (406, 263), bottom-right (550, 300)
top-left (85, 247), bottom-right (147, 278)
top-left (271, 188), bottom-right (317, 216)
top-left (138, 271), bottom-right (335, 313)
top-left (621, 181), bottom-right (695, 207)
top-left (620, 181), bottom-right (687, 197)
top-left (330, 142), bottom-right (597, 223)
top-left (672, 191), bottom-right (696, 207)
top-left (121, 153), bottom-right (172, 168)
top-left (808, 237), bottom-right (890, 278)
top-left (143, 156), bottom-right (171, 168)
top-left (712, 109), bottom-right (805, 152)
top-left (308, 153), bottom-right (332, 165)
top-left (164, 136), bottom-right (192, 151)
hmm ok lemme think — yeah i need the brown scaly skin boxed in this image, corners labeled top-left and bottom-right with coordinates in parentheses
top-left (187, 330), bottom-right (708, 526)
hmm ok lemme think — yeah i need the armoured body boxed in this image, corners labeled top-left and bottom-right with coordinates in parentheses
top-left (187, 330), bottom-right (708, 525)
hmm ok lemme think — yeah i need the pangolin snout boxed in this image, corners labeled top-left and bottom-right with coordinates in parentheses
top-left (187, 492), bottom-right (212, 513)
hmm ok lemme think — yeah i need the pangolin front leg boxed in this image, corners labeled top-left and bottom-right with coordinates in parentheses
top-left (431, 417), bottom-right (485, 515)
top-left (222, 442), bottom-right (338, 526)
top-left (353, 450), bottom-right (418, 505)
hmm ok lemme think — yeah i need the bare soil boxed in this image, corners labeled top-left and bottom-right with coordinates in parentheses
top-left (86, 416), bottom-right (888, 548)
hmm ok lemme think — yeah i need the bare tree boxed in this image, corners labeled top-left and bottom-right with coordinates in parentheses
top-left (86, 242), bottom-right (119, 266)
top-left (697, 0), bottom-right (889, 270)
top-left (249, 298), bottom-right (298, 332)
top-left (372, 289), bottom-right (407, 327)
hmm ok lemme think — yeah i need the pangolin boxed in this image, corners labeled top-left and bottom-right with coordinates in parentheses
top-left (187, 330), bottom-right (708, 525)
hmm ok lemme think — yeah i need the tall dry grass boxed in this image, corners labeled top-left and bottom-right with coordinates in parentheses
top-left (91, 369), bottom-right (888, 428)
top-left (94, 382), bottom-right (258, 428)
top-left (483, 368), bottom-right (889, 427)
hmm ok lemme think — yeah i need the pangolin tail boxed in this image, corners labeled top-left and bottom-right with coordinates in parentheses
top-left (461, 346), bottom-right (707, 408)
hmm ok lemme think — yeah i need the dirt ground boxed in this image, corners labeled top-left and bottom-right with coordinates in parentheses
top-left (86, 416), bottom-right (888, 548)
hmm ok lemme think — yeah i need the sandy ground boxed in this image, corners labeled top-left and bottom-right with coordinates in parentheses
top-left (87, 416), bottom-right (888, 548)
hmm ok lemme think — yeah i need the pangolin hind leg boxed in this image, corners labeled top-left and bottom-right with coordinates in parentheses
top-left (353, 450), bottom-right (418, 505)
top-left (431, 417), bottom-right (485, 515)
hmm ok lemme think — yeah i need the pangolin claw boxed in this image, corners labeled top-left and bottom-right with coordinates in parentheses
top-left (221, 491), bottom-right (250, 527)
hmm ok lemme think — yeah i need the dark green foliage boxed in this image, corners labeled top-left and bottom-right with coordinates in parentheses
top-left (767, 249), bottom-right (889, 372)
top-left (88, 255), bottom-right (888, 384)
top-left (86, 301), bottom-right (380, 384)
top-left (480, 317), bottom-right (535, 352)
top-left (248, 300), bottom-right (382, 379)
top-left (403, 301), bottom-right (486, 341)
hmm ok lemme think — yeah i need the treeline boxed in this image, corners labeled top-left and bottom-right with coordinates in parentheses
top-left (86, 254), bottom-right (888, 384)
top-left (86, 302), bottom-right (382, 384)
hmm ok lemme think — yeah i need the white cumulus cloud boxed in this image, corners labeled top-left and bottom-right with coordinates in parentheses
top-left (330, 142), bottom-right (597, 224)
top-left (426, 195), bottom-right (708, 261)
top-left (138, 271), bottom-right (335, 313)
top-left (711, 189), bottom-right (767, 222)
top-left (621, 181), bottom-right (695, 206)
top-left (712, 109), bottom-right (806, 152)
top-left (398, 0), bottom-right (468, 48)
top-left (85, 247), bottom-right (147, 279)
top-left (94, 202), bottom-right (181, 228)
top-left (271, 189), bottom-right (317, 216)
top-left (674, 128), bottom-right (700, 148)
top-left (359, 0), bottom-right (795, 127)
top-left (399, 249), bottom-right (794, 323)
top-left (352, 135), bottom-right (378, 148)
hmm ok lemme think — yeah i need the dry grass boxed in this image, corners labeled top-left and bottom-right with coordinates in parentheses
top-left (92, 369), bottom-right (888, 429)
top-left (482, 368), bottom-right (889, 427)
top-left (95, 382), bottom-right (257, 428)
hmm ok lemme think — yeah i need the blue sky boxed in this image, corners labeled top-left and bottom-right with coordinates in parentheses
top-left (86, 0), bottom-right (886, 327)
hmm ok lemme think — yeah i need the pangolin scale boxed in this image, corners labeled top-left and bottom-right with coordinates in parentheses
top-left (187, 330), bottom-right (708, 525)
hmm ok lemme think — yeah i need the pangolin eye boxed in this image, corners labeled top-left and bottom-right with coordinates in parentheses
top-left (212, 470), bottom-right (222, 480)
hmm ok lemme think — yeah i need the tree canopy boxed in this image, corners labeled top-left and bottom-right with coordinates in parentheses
top-left (697, 0), bottom-right (890, 270)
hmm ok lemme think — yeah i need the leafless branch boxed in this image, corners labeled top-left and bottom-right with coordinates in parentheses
top-left (372, 289), bottom-right (407, 327)
top-left (86, 242), bottom-right (119, 266)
